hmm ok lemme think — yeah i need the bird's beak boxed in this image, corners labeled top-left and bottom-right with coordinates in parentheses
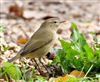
top-left (60, 21), bottom-right (66, 23)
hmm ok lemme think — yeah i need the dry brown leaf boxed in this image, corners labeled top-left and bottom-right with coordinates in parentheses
top-left (70, 70), bottom-right (85, 77)
top-left (9, 4), bottom-right (23, 17)
top-left (16, 38), bottom-right (28, 45)
top-left (55, 75), bottom-right (72, 82)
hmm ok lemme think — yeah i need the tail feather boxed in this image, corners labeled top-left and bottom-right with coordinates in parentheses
top-left (8, 55), bottom-right (20, 63)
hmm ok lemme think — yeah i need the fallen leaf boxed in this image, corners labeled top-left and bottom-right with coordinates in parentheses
top-left (55, 75), bottom-right (72, 82)
top-left (9, 4), bottom-right (23, 17)
top-left (70, 70), bottom-right (85, 77)
top-left (16, 38), bottom-right (28, 45)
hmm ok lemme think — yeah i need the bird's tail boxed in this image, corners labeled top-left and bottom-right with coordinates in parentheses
top-left (8, 54), bottom-right (20, 63)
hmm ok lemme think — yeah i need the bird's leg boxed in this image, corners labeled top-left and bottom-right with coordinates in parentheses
top-left (39, 58), bottom-right (51, 74)
top-left (42, 57), bottom-right (47, 63)
top-left (43, 57), bottom-right (55, 76)
top-left (32, 58), bottom-right (40, 71)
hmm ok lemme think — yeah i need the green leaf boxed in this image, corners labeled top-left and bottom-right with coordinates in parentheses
top-left (3, 62), bottom-right (22, 80)
top-left (53, 22), bottom-right (100, 75)
top-left (95, 50), bottom-right (100, 62)
top-left (35, 76), bottom-right (47, 82)
top-left (71, 22), bottom-right (79, 31)
top-left (83, 44), bottom-right (94, 62)
top-left (60, 39), bottom-right (71, 51)
top-left (0, 24), bottom-right (5, 32)
top-left (70, 22), bottom-right (79, 41)
top-left (72, 59), bottom-right (83, 70)
top-left (2, 45), bottom-right (9, 52)
top-left (96, 50), bottom-right (100, 55)
top-left (78, 34), bottom-right (87, 47)
top-left (60, 39), bottom-right (79, 59)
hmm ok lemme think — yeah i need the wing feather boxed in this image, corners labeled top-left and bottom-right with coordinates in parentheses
top-left (19, 29), bottom-right (53, 56)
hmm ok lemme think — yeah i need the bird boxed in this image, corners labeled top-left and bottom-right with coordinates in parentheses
top-left (8, 18), bottom-right (63, 63)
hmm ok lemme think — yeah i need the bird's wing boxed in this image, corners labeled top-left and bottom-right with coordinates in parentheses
top-left (19, 29), bottom-right (53, 56)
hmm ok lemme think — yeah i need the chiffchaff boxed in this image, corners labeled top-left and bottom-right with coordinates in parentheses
top-left (8, 18), bottom-right (63, 62)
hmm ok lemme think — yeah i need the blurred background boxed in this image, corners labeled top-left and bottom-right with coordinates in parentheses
top-left (1, 0), bottom-right (100, 22)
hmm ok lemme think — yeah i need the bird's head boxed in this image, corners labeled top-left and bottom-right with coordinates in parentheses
top-left (41, 18), bottom-right (64, 31)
